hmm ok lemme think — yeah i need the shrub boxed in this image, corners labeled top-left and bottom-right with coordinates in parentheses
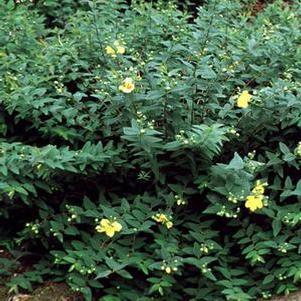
top-left (0, 0), bottom-right (300, 300)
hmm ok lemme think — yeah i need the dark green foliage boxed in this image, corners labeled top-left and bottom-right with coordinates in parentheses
top-left (0, 0), bottom-right (300, 300)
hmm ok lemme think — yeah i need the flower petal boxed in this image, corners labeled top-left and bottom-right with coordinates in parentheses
top-left (100, 219), bottom-right (110, 227)
top-left (112, 221), bottom-right (122, 232)
top-left (106, 228), bottom-right (115, 238)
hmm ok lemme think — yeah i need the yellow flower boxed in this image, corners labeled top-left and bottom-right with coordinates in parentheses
top-left (114, 40), bottom-right (126, 54)
top-left (166, 221), bottom-right (173, 229)
top-left (165, 266), bottom-right (171, 274)
top-left (237, 90), bottom-right (252, 108)
top-left (245, 195), bottom-right (264, 212)
top-left (175, 195), bottom-right (186, 206)
top-left (105, 41), bottom-right (125, 58)
top-left (252, 181), bottom-right (267, 195)
top-left (161, 263), bottom-right (173, 274)
top-left (152, 213), bottom-right (173, 229)
top-left (105, 46), bottom-right (116, 58)
top-left (119, 77), bottom-right (135, 94)
top-left (95, 218), bottom-right (122, 238)
top-left (117, 45), bottom-right (125, 54)
top-left (153, 213), bottom-right (168, 223)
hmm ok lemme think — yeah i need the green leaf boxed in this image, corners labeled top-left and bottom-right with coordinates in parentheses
top-left (272, 220), bottom-right (282, 237)
top-left (227, 152), bottom-right (244, 170)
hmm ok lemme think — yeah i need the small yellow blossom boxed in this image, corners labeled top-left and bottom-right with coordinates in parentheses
top-left (165, 266), bottom-right (171, 274)
top-left (200, 244), bottom-right (209, 254)
top-left (245, 180), bottom-right (268, 212)
top-left (105, 46), bottom-right (116, 58)
top-left (245, 195), bottom-right (264, 212)
top-left (161, 262), bottom-right (176, 274)
top-left (237, 90), bottom-right (252, 108)
top-left (152, 213), bottom-right (173, 229)
top-left (176, 199), bottom-right (185, 206)
top-left (95, 218), bottom-right (122, 238)
top-left (105, 41), bottom-right (125, 58)
top-left (166, 221), bottom-right (173, 229)
top-left (252, 180), bottom-right (267, 195)
top-left (114, 41), bottom-right (125, 54)
top-left (117, 45), bottom-right (125, 54)
top-left (175, 195), bottom-right (186, 206)
top-left (153, 214), bottom-right (167, 223)
top-left (119, 77), bottom-right (135, 93)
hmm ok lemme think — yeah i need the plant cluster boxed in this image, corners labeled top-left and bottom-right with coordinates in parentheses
top-left (0, 0), bottom-right (300, 300)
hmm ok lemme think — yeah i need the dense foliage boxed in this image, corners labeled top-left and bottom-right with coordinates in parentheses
top-left (0, 0), bottom-right (301, 300)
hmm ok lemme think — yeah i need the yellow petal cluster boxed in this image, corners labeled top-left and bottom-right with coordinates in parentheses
top-left (119, 77), bottom-right (135, 94)
top-left (245, 181), bottom-right (267, 212)
top-left (152, 213), bottom-right (173, 229)
top-left (95, 218), bottom-right (122, 238)
top-left (251, 180), bottom-right (267, 195)
top-left (245, 195), bottom-right (264, 212)
top-left (105, 46), bottom-right (116, 57)
top-left (105, 40), bottom-right (125, 58)
top-left (236, 90), bottom-right (252, 108)
top-left (114, 40), bottom-right (125, 54)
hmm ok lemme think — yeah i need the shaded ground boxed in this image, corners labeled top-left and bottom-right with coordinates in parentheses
top-left (0, 284), bottom-right (301, 301)
top-left (0, 283), bottom-right (83, 301)
top-left (271, 291), bottom-right (301, 301)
